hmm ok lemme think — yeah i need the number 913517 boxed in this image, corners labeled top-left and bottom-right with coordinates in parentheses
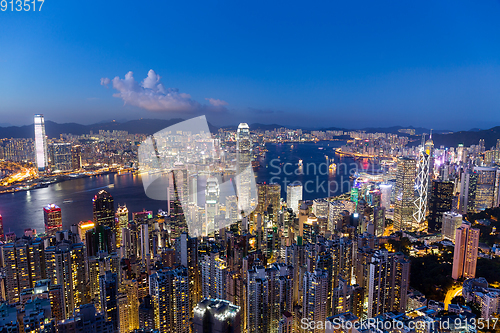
top-left (1, 0), bottom-right (44, 11)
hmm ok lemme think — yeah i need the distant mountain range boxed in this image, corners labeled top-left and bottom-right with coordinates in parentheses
top-left (1, 119), bottom-right (499, 149)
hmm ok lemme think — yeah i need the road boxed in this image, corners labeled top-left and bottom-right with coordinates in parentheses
top-left (444, 286), bottom-right (463, 310)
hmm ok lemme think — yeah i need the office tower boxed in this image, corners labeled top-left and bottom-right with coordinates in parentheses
top-left (379, 184), bottom-right (392, 210)
top-left (286, 181), bottom-right (303, 214)
top-left (236, 123), bottom-right (252, 213)
top-left (394, 157), bottom-right (416, 231)
top-left (459, 169), bottom-right (478, 213)
top-left (256, 182), bottom-right (281, 222)
top-left (303, 270), bottom-right (329, 333)
top-left (50, 143), bottom-right (72, 172)
top-left (247, 263), bottom-right (293, 333)
top-left (115, 204), bottom-right (129, 247)
top-left (139, 223), bottom-right (150, 267)
top-left (177, 233), bottom-right (201, 312)
top-left (149, 267), bottom-right (190, 333)
top-left (427, 180), bottom-right (454, 232)
top-left (93, 190), bottom-right (115, 229)
top-left (34, 114), bottom-right (48, 171)
top-left (56, 303), bottom-right (113, 333)
top-left (43, 203), bottom-right (63, 236)
top-left (200, 251), bottom-right (227, 300)
top-left (328, 200), bottom-right (355, 232)
top-left (86, 225), bottom-right (115, 257)
top-left (99, 271), bottom-right (118, 332)
top-left (0, 214), bottom-right (4, 241)
top-left (45, 241), bottom-right (87, 318)
top-left (472, 167), bottom-right (500, 211)
top-left (1, 238), bottom-right (46, 303)
top-left (205, 176), bottom-right (220, 235)
top-left (77, 220), bottom-right (95, 243)
top-left (452, 222), bottom-right (480, 280)
top-left (313, 198), bottom-right (328, 219)
top-left (168, 171), bottom-right (187, 237)
top-left (71, 145), bottom-right (82, 170)
top-left (442, 212), bottom-right (463, 242)
top-left (414, 136), bottom-right (431, 226)
top-left (138, 295), bottom-right (155, 329)
top-left (365, 250), bottom-right (410, 318)
top-left (193, 299), bottom-right (241, 333)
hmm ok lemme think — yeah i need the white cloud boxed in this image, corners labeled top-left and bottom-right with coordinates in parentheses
top-left (205, 98), bottom-right (229, 106)
top-left (101, 70), bottom-right (227, 113)
top-left (100, 77), bottom-right (111, 87)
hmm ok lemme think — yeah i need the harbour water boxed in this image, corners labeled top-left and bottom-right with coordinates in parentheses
top-left (0, 141), bottom-right (377, 235)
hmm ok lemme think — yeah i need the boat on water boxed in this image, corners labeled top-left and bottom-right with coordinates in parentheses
top-left (298, 159), bottom-right (303, 167)
top-left (329, 163), bottom-right (337, 172)
top-left (63, 199), bottom-right (73, 204)
top-left (318, 147), bottom-right (324, 150)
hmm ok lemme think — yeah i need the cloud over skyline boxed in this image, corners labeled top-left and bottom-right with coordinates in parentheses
top-left (101, 70), bottom-right (227, 113)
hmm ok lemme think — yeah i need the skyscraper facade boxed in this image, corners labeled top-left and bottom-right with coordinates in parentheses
top-left (34, 114), bottom-right (48, 171)
top-left (50, 143), bottom-right (72, 172)
top-left (43, 204), bottom-right (63, 236)
top-left (236, 123), bottom-right (253, 214)
top-left (93, 190), bottom-right (115, 229)
top-left (452, 222), bottom-right (480, 280)
top-left (394, 157), bottom-right (417, 231)
top-left (286, 181), bottom-right (303, 214)
top-left (427, 180), bottom-right (454, 232)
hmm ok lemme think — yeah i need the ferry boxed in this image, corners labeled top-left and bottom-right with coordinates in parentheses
top-left (298, 159), bottom-right (303, 167)
top-left (329, 163), bottom-right (337, 172)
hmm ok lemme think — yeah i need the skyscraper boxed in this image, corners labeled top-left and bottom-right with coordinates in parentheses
top-left (99, 271), bottom-right (118, 332)
top-left (472, 167), bottom-right (500, 211)
top-left (414, 137), bottom-right (431, 226)
top-left (115, 204), bottom-right (129, 247)
top-left (286, 181), bottom-right (303, 214)
top-left (50, 143), bottom-right (72, 172)
top-left (236, 123), bottom-right (252, 213)
top-left (193, 299), bottom-right (241, 333)
top-left (452, 221), bottom-right (480, 280)
top-left (43, 204), bottom-right (63, 236)
top-left (71, 145), bottom-right (82, 170)
top-left (256, 182), bottom-right (281, 222)
top-left (394, 157), bottom-right (416, 231)
top-left (149, 267), bottom-right (190, 333)
top-left (93, 190), bottom-right (115, 229)
top-left (34, 114), bottom-right (48, 171)
top-left (45, 241), bottom-right (87, 318)
top-left (200, 251), bottom-right (227, 300)
top-left (442, 212), bottom-right (463, 242)
top-left (427, 180), bottom-right (454, 232)
top-left (379, 184), bottom-right (392, 210)
top-left (303, 270), bottom-right (329, 333)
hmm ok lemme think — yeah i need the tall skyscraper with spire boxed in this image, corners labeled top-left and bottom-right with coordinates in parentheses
top-left (236, 123), bottom-right (252, 214)
top-left (34, 114), bottom-right (48, 171)
top-left (394, 157), bottom-right (416, 231)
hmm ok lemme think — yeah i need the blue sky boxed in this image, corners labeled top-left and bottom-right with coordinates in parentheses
top-left (1, 0), bottom-right (500, 129)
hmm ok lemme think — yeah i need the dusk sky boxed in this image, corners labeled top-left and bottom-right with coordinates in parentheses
top-left (1, 0), bottom-right (500, 130)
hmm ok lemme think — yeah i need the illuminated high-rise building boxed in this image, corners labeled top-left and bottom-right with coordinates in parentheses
top-left (99, 271), bottom-right (118, 331)
top-left (414, 136), bottom-right (431, 227)
top-left (193, 299), bottom-right (241, 333)
top-left (93, 190), bottom-right (115, 229)
top-left (452, 221), bottom-right (479, 280)
top-left (236, 123), bottom-right (252, 213)
top-left (200, 251), bottom-right (227, 300)
top-left (149, 267), bottom-right (190, 333)
top-left (205, 176), bottom-right (220, 235)
top-left (77, 220), bottom-right (95, 243)
top-left (45, 241), bottom-right (87, 318)
top-left (71, 145), bottom-right (82, 170)
top-left (427, 180), bottom-right (454, 232)
top-left (394, 157), bottom-right (416, 231)
top-left (115, 204), bottom-right (129, 247)
top-left (43, 204), bottom-right (63, 236)
top-left (472, 167), bottom-right (500, 211)
top-left (303, 270), bottom-right (329, 333)
top-left (379, 183), bottom-right (392, 210)
top-left (256, 182), bottom-right (281, 222)
top-left (1, 238), bottom-right (45, 303)
top-left (34, 114), bottom-right (48, 171)
top-left (442, 212), bottom-right (463, 242)
top-left (286, 181), bottom-right (303, 214)
top-left (50, 143), bottom-right (72, 172)
top-left (177, 233), bottom-right (201, 314)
